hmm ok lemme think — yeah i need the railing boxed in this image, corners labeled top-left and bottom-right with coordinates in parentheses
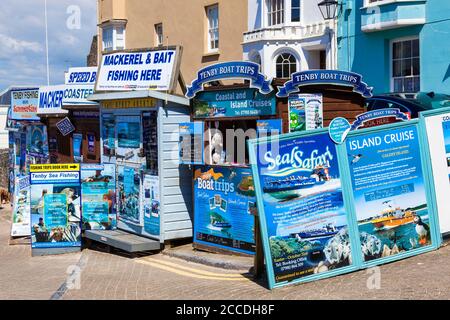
top-left (243, 20), bottom-right (334, 43)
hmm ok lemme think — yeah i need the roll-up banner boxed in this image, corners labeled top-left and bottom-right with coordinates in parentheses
top-left (249, 121), bottom-right (442, 289)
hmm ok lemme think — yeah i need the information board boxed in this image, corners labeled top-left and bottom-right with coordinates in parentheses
top-left (193, 166), bottom-right (256, 254)
top-left (250, 132), bottom-right (353, 286)
top-left (421, 108), bottom-right (450, 235)
top-left (81, 164), bottom-right (117, 230)
top-left (142, 173), bottom-right (160, 237)
top-left (249, 122), bottom-right (441, 289)
top-left (288, 94), bottom-right (323, 132)
top-left (29, 164), bottom-right (81, 251)
top-left (11, 176), bottom-right (31, 237)
top-left (346, 125), bottom-right (434, 262)
top-left (179, 122), bottom-right (204, 165)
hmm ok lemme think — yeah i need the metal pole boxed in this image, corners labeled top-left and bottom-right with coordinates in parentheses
top-left (44, 0), bottom-right (50, 85)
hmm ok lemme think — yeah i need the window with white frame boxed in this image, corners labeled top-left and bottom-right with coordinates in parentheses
top-left (267, 0), bottom-right (284, 26)
top-left (101, 22), bottom-right (126, 52)
top-left (102, 26), bottom-right (113, 52)
top-left (291, 0), bottom-right (301, 22)
top-left (392, 38), bottom-right (420, 93)
top-left (276, 53), bottom-right (297, 78)
top-left (155, 23), bottom-right (163, 46)
top-left (206, 5), bottom-right (219, 52)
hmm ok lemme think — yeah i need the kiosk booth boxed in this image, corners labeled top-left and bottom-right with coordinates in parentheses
top-left (85, 46), bottom-right (193, 252)
top-left (185, 84), bottom-right (279, 255)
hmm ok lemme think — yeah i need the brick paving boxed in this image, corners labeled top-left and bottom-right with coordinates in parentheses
top-left (1, 205), bottom-right (450, 300)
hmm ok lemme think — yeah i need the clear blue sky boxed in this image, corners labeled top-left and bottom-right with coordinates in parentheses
top-left (0, 0), bottom-right (96, 90)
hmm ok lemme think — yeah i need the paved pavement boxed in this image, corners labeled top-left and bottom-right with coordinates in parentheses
top-left (1, 205), bottom-right (450, 300)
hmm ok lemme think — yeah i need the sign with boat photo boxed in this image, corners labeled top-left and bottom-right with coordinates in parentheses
top-left (250, 132), bottom-right (355, 287)
top-left (193, 166), bottom-right (256, 255)
top-left (346, 125), bottom-right (434, 262)
top-left (249, 120), bottom-right (441, 289)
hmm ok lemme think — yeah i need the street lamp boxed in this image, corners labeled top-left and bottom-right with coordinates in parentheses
top-left (318, 0), bottom-right (340, 20)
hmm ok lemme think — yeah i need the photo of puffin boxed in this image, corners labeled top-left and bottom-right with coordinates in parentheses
top-left (414, 215), bottom-right (430, 245)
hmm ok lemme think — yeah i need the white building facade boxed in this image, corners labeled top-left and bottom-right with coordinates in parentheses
top-left (243, 0), bottom-right (337, 79)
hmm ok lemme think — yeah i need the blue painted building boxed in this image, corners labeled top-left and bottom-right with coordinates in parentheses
top-left (337, 0), bottom-right (450, 96)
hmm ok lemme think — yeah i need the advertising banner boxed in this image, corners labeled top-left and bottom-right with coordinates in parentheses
top-left (142, 112), bottom-right (159, 174)
top-left (193, 89), bottom-right (276, 118)
top-left (38, 84), bottom-right (96, 115)
top-left (65, 66), bottom-right (97, 85)
top-left (277, 70), bottom-right (373, 98)
top-left (288, 94), bottom-right (323, 132)
top-left (142, 173), bottom-right (160, 237)
top-left (193, 166), bottom-right (256, 254)
top-left (81, 164), bottom-right (116, 230)
top-left (101, 113), bottom-right (116, 163)
top-left (10, 89), bottom-right (40, 121)
top-left (30, 164), bottom-right (81, 250)
top-left (256, 119), bottom-right (282, 138)
top-left (250, 132), bottom-right (353, 287)
top-left (421, 109), bottom-right (450, 234)
top-left (117, 165), bottom-right (142, 226)
top-left (73, 133), bottom-right (83, 163)
top-left (186, 61), bottom-right (272, 99)
top-left (96, 49), bottom-right (178, 92)
top-left (56, 117), bottom-right (76, 136)
top-left (346, 125), bottom-right (434, 262)
top-left (26, 125), bottom-right (49, 159)
top-left (179, 122), bottom-right (204, 165)
top-left (250, 121), bottom-right (441, 288)
top-left (11, 176), bottom-right (31, 237)
top-left (116, 116), bottom-right (142, 164)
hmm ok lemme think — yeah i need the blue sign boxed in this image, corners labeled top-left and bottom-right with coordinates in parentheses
top-left (351, 108), bottom-right (409, 130)
top-left (193, 166), bottom-right (256, 254)
top-left (179, 122), bottom-right (204, 165)
top-left (30, 164), bottom-right (82, 250)
top-left (256, 119), bottom-right (282, 138)
top-left (65, 67), bottom-right (97, 85)
top-left (193, 88), bottom-right (276, 118)
top-left (329, 117), bottom-right (351, 145)
top-left (56, 117), bottom-right (76, 136)
top-left (143, 174), bottom-right (160, 237)
top-left (186, 61), bottom-right (273, 98)
top-left (81, 164), bottom-right (117, 230)
top-left (250, 132), bottom-right (352, 287)
top-left (347, 125), bottom-right (434, 261)
top-left (43, 194), bottom-right (68, 229)
top-left (277, 70), bottom-right (373, 98)
top-left (73, 133), bottom-right (83, 163)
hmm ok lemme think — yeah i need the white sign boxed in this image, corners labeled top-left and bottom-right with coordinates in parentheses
top-left (38, 84), bottom-right (97, 114)
top-left (65, 67), bottom-right (98, 85)
top-left (96, 49), bottom-right (177, 91)
top-left (30, 171), bottom-right (80, 183)
top-left (11, 176), bottom-right (31, 237)
top-left (424, 112), bottom-right (450, 234)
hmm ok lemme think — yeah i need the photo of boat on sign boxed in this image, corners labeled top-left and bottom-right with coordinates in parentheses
top-left (255, 133), bottom-right (353, 283)
top-left (347, 126), bottom-right (433, 262)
